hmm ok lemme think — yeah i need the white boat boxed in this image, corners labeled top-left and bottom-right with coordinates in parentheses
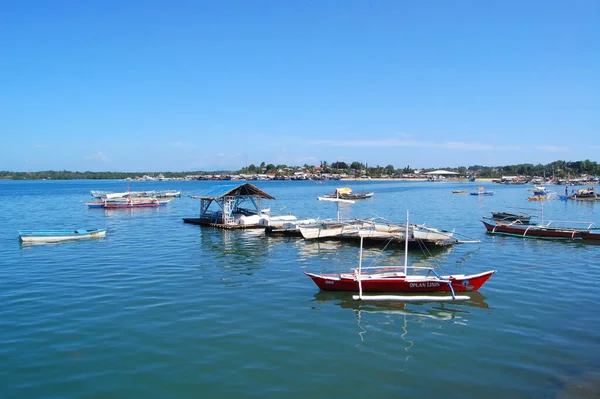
top-left (91, 190), bottom-right (180, 199)
top-left (258, 214), bottom-right (299, 227)
top-left (85, 197), bottom-right (172, 208)
top-left (91, 190), bottom-right (144, 199)
top-left (143, 190), bottom-right (181, 198)
top-left (19, 228), bottom-right (107, 244)
top-left (299, 220), bottom-right (369, 239)
top-left (317, 196), bottom-right (356, 204)
top-left (320, 187), bottom-right (374, 200)
top-left (412, 224), bottom-right (455, 241)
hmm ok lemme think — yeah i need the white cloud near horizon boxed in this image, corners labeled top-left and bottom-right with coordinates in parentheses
top-left (84, 152), bottom-right (109, 162)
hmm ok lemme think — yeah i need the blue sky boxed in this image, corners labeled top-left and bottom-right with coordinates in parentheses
top-left (1, 0), bottom-right (598, 172)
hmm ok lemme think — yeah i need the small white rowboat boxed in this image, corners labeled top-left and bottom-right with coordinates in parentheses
top-left (18, 228), bottom-right (107, 244)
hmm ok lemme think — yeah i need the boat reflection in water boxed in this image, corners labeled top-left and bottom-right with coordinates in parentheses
top-left (311, 291), bottom-right (490, 351)
top-left (295, 238), bottom-right (455, 261)
top-left (196, 229), bottom-right (270, 281)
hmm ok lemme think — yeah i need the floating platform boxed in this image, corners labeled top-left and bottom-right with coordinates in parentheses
top-left (182, 218), bottom-right (265, 230)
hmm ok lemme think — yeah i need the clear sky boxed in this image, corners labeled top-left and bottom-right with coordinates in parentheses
top-left (1, 0), bottom-right (599, 172)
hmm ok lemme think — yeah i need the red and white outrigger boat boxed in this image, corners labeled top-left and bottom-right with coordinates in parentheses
top-left (304, 211), bottom-right (495, 302)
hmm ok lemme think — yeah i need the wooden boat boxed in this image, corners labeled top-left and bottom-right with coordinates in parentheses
top-left (452, 190), bottom-right (468, 194)
top-left (317, 196), bottom-right (355, 203)
top-left (299, 219), bottom-right (367, 239)
top-left (481, 219), bottom-right (600, 241)
top-left (470, 187), bottom-right (494, 196)
top-left (412, 224), bottom-right (455, 241)
top-left (304, 211), bottom-right (495, 302)
top-left (91, 190), bottom-right (143, 199)
top-left (298, 219), bottom-right (456, 247)
top-left (527, 194), bottom-right (551, 201)
top-left (531, 186), bottom-right (547, 196)
top-left (151, 190), bottom-right (181, 198)
top-left (19, 228), bottom-right (107, 244)
top-left (490, 211), bottom-right (534, 224)
top-left (264, 218), bottom-right (319, 236)
top-left (85, 197), bottom-right (172, 208)
top-left (570, 188), bottom-right (598, 200)
top-left (91, 189), bottom-right (180, 199)
top-left (321, 187), bottom-right (374, 200)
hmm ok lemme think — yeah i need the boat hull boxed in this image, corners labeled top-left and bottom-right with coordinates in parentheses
top-left (490, 212), bottom-right (533, 224)
top-left (321, 190), bottom-right (374, 200)
top-left (19, 229), bottom-right (107, 243)
top-left (412, 225), bottom-right (454, 241)
top-left (304, 270), bottom-right (495, 293)
top-left (85, 199), bottom-right (171, 209)
top-left (482, 220), bottom-right (600, 240)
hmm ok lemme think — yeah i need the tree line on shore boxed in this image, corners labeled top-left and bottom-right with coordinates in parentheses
top-left (1, 159), bottom-right (598, 180)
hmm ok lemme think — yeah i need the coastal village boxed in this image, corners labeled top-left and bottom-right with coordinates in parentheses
top-left (132, 170), bottom-right (600, 187)
top-left (5, 159), bottom-right (598, 187)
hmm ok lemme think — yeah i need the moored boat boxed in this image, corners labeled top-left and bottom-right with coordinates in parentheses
top-left (528, 194), bottom-right (551, 201)
top-left (481, 219), bottom-right (600, 241)
top-left (412, 224), bottom-right (455, 241)
top-left (305, 269), bottom-right (496, 297)
top-left (570, 188), bottom-right (598, 200)
top-left (470, 187), bottom-right (494, 196)
top-left (91, 189), bottom-right (181, 199)
top-left (19, 228), bottom-right (107, 244)
top-left (321, 187), bottom-right (374, 200)
top-left (531, 186), bottom-right (547, 196)
top-left (85, 197), bottom-right (172, 209)
top-left (304, 211), bottom-right (495, 302)
top-left (489, 211), bottom-right (534, 224)
top-left (297, 218), bottom-right (457, 248)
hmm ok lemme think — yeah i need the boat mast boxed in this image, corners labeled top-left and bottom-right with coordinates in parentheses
top-left (404, 209), bottom-right (409, 276)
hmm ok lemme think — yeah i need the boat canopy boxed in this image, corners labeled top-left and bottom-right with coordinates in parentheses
top-left (195, 183), bottom-right (275, 200)
top-left (335, 187), bottom-right (353, 195)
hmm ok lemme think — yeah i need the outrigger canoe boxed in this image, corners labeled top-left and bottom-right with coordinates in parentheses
top-left (85, 198), bottom-right (171, 209)
top-left (304, 269), bottom-right (495, 297)
top-left (305, 211), bottom-right (495, 302)
top-left (481, 220), bottom-right (600, 241)
top-left (320, 187), bottom-right (374, 200)
top-left (19, 228), bottom-right (107, 244)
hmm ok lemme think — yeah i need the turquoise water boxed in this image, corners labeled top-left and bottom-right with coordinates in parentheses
top-left (1, 180), bottom-right (600, 398)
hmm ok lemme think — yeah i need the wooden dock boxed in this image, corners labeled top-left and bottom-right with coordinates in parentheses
top-left (182, 218), bottom-right (265, 230)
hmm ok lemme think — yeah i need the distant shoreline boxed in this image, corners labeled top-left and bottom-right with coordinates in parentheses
top-left (338, 177), bottom-right (496, 182)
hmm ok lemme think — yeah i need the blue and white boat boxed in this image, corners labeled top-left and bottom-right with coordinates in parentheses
top-left (470, 187), bottom-right (495, 196)
top-left (18, 228), bottom-right (107, 244)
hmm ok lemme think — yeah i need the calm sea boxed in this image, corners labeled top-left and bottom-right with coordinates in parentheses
top-left (1, 179), bottom-right (599, 398)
